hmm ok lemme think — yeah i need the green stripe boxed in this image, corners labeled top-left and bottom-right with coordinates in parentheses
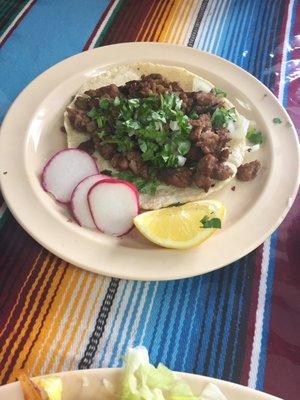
top-left (0, 0), bottom-right (30, 37)
top-left (94, 0), bottom-right (126, 48)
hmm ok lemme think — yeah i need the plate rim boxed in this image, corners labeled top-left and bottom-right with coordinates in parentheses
top-left (0, 367), bottom-right (282, 400)
top-left (0, 42), bottom-right (299, 280)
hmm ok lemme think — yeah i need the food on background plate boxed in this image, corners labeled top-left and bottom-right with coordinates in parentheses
top-left (134, 200), bottom-right (225, 249)
top-left (64, 63), bottom-right (262, 210)
top-left (18, 347), bottom-right (228, 400)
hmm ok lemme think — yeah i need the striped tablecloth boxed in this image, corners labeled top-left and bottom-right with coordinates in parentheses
top-left (0, 1), bottom-right (299, 399)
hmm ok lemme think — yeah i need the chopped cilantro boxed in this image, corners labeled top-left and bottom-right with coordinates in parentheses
top-left (189, 110), bottom-right (199, 119)
top-left (99, 98), bottom-right (110, 109)
top-left (273, 117), bottom-right (282, 124)
top-left (246, 128), bottom-right (263, 144)
top-left (200, 216), bottom-right (222, 229)
top-left (87, 93), bottom-right (193, 169)
top-left (114, 170), bottom-right (159, 195)
top-left (212, 87), bottom-right (227, 98)
top-left (212, 107), bottom-right (236, 128)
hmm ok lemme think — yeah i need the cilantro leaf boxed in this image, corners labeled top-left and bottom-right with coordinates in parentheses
top-left (212, 107), bottom-right (236, 128)
top-left (246, 128), bottom-right (263, 144)
top-left (189, 110), bottom-right (199, 119)
top-left (200, 216), bottom-right (222, 229)
top-left (114, 170), bottom-right (159, 195)
top-left (99, 98), bottom-right (110, 109)
top-left (212, 87), bottom-right (227, 97)
top-left (273, 117), bottom-right (282, 124)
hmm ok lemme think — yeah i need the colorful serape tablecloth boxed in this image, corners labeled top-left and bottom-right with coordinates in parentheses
top-left (0, 1), bottom-right (299, 399)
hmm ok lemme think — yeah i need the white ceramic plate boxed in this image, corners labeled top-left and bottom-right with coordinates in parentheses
top-left (0, 43), bottom-right (299, 280)
top-left (0, 368), bottom-right (281, 400)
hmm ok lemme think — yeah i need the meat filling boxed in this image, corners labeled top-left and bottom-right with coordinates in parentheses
top-left (237, 160), bottom-right (261, 181)
top-left (68, 73), bottom-right (260, 192)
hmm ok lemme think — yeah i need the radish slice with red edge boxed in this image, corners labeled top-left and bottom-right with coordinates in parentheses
top-left (42, 149), bottom-right (98, 203)
top-left (71, 174), bottom-right (109, 228)
top-left (88, 179), bottom-right (139, 236)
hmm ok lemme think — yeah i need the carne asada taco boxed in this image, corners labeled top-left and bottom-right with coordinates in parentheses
top-left (64, 63), bottom-right (249, 209)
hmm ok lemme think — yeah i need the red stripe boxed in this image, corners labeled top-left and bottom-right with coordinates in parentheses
top-left (0, 0), bottom-right (36, 47)
top-left (120, 0), bottom-right (155, 43)
top-left (239, 245), bottom-right (263, 385)
top-left (264, 2), bottom-right (300, 398)
top-left (0, 252), bottom-right (55, 376)
top-left (101, 0), bottom-right (143, 45)
top-left (20, 262), bottom-right (68, 371)
top-left (285, 1), bottom-right (300, 133)
top-left (2, 258), bottom-right (65, 383)
top-left (148, 0), bottom-right (172, 42)
top-left (82, 0), bottom-right (117, 50)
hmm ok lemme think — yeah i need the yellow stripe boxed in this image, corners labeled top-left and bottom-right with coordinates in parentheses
top-left (166, 0), bottom-right (188, 44)
top-left (173, 0), bottom-right (196, 44)
top-left (30, 266), bottom-right (78, 376)
top-left (8, 261), bottom-right (66, 382)
top-left (0, 250), bottom-right (43, 337)
top-left (55, 274), bottom-right (97, 371)
top-left (46, 271), bottom-right (91, 373)
top-left (65, 277), bottom-right (106, 371)
top-left (157, 0), bottom-right (182, 42)
top-left (151, 0), bottom-right (174, 42)
top-left (0, 254), bottom-right (55, 381)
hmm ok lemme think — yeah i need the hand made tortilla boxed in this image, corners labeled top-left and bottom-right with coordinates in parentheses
top-left (64, 63), bottom-right (246, 210)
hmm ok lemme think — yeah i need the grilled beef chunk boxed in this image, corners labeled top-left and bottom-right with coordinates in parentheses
top-left (120, 74), bottom-right (183, 98)
top-left (218, 148), bottom-right (230, 162)
top-left (190, 91), bottom-right (223, 114)
top-left (77, 139), bottom-right (95, 155)
top-left (193, 174), bottom-right (213, 192)
top-left (85, 84), bottom-right (120, 99)
top-left (159, 167), bottom-right (192, 188)
top-left (186, 145), bottom-right (202, 164)
top-left (237, 160), bottom-right (261, 181)
top-left (111, 153), bottom-right (129, 171)
top-left (67, 108), bottom-right (97, 133)
top-left (212, 163), bottom-right (233, 180)
top-left (127, 151), bottom-right (149, 179)
top-left (197, 154), bottom-right (218, 177)
top-left (97, 143), bottom-right (117, 160)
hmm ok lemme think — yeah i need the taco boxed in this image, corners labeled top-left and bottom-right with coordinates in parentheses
top-left (64, 63), bottom-right (249, 210)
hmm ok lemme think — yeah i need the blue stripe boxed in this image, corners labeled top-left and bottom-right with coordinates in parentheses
top-left (216, 265), bottom-right (239, 377)
top-left (228, 261), bottom-right (248, 380)
top-left (193, 271), bottom-right (222, 372)
top-left (97, 280), bottom-right (130, 366)
top-left (0, 0), bottom-right (110, 121)
top-left (206, 269), bottom-right (230, 377)
top-left (133, 282), bottom-right (158, 346)
top-left (180, 276), bottom-right (203, 370)
top-left (117, 282), bottom-right (147, 364)
top-left (107, 281), bottom-right (139, 367)
top-left (256, 232), bottom-right (279, 390)
top-left (150, 281), bottom-right (178, 364)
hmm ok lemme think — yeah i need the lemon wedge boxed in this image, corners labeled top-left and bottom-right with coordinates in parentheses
top-left (134, 200), bottom-right (226, 249)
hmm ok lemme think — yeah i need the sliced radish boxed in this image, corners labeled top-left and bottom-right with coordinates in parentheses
top-left (42, 149), bottom-right (98, 203)
top-left (88, 179), bottom-right (139, 236)
top-left (71, 174), bottom-right (109, 228)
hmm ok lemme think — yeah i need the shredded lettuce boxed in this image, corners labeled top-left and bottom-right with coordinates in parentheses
top-left (107, 347), bottom-right (228, 400)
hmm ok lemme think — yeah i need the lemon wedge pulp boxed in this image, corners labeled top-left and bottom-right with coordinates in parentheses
top-left (134, 200), bottom-right (226, 249)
